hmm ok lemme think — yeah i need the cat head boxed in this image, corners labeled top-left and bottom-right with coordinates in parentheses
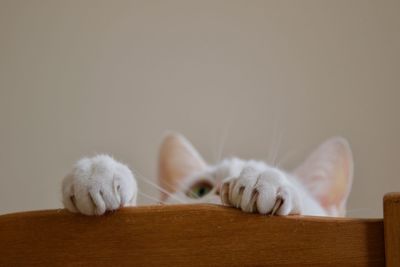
top-left (158, 132), bottom-right (353, 216)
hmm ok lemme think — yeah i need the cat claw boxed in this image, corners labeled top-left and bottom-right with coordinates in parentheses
top-left (270, 197), bottom-right (283, 216)
top-left (62, 155), bottom-right (137, 216)
top-left (220, 167), bottom-right (300, 215)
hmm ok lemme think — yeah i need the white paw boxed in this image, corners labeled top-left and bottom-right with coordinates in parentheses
top-left (62, 155), bottom-right (137, 215)
top-left (221, 167), bottom-right (302, 215)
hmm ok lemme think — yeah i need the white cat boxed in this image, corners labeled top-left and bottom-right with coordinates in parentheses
top-left (62, 133), bottom-right (353, 217)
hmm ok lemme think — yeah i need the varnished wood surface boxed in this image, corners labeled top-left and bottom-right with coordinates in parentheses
top-left (384, 193), bottom-right (400, 267)
top-left (0, 204), bottom-right (385, 267)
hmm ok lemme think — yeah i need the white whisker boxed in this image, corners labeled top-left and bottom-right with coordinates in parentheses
top-left (215, 120), bottom-right (232, 164)
top-left (272, 131), bottom-right (283, 167)
top-left (133, 170), bottom-right (185, 204)
top-left (276, 149), bottom-right (298, 168)
top-left (138, 191), bottom-right (164, 205)
top-left (267, 118), bottom-right (276, 165)
top-left (267, 117), bottom-right (282, 167)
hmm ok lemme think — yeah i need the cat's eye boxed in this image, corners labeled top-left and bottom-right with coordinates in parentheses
top-left (187, 181), bottom-right (213, 199)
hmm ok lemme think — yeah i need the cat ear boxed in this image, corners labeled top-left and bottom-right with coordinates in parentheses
top-left (293, 137), bottom-right (354, 216)
top-left (158, 132), bottom-right (207, 200)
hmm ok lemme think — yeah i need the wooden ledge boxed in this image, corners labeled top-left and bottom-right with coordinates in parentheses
top-left (0, 204), bottom-right (385, 266)
top-left (384, 192), bottom-right (400, 266)
top-left (384, 192), bottom-right (400, 203)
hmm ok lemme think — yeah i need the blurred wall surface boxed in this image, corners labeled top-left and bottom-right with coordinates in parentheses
top-left (1, 0), bottom-right (399, 217)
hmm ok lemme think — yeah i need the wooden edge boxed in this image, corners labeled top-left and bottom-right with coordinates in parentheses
top-left (384, 192), bottom-right (400, 267)
top-left (0, 204), bottom-right (383, 222)
top-left (0, 204), bottom-right (385, 267)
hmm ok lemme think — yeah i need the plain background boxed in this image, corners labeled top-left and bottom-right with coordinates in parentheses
top-left (0, 0), bottom-right (399, 217)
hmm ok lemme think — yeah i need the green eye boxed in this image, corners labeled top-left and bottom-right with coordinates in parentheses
top-left (187, 181), bottom-right (213, 199)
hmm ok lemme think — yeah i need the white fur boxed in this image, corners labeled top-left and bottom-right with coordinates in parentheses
top-left (62, 155), bottom-right (137, 215)
top-left (164, 158), bottom-right (327, 216)
top-left (62, 156), bottom-right (326, 216)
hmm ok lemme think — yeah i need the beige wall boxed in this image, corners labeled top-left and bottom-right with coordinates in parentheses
top-left (1, 0), bottom-right (399, 217)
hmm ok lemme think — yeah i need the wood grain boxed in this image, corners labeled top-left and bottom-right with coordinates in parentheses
top-left (0, 204), bottom-right (385, 267)
top-left (384, 193), bottom-right (400, 267)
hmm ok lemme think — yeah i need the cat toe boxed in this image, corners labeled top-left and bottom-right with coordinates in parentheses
top-left (217, 165), bottom-right (301, 216)
top-left (61, 154), bottom-right (137, 215)
top-left (73, 191), bottom-right (97, 215)
top-left (220, 167), bottom-right (261, 211)
top-left (220, 181), bottom-right (231, 205)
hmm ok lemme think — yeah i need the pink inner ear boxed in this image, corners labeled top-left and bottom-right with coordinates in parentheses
top-left (321, 155), bottom-right (351, 207)
top-left (293, 137), bottom-right (354, 216)
top-left (158, 132), bottom-right (207, 200)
